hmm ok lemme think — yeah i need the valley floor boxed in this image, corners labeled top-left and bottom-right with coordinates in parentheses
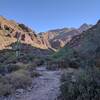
top-left (4, 66), bottom-right (61, 100)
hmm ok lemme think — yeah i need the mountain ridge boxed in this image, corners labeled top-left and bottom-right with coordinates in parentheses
top-left (0, 16), bottom-right (92, 51)
top-left (51, 19), bottom-right (100, 69)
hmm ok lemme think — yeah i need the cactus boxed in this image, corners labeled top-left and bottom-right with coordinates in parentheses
top-left (15, 32), bottom-right (21, 57)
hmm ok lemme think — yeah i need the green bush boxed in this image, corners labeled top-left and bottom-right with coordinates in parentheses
top-left (6, 70), bottom-right (32, 89)
top-left (51, 46), bottom-right (74, 61)
top-left (60, 67), bottom-right (100, 100)
top-left (0, 75), bottom-right (12, 96)
top-left (0, 63), bottom-right (23, 75)
top-left (6, 64), bottom-right (21, 72)
top-left (30, 71), bottom-right (41, 78)
top-left (0, 83), bottom-right (12, 96)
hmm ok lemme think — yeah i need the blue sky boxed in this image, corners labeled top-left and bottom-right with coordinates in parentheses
top-left (0, 0), bottom-right (100, 32)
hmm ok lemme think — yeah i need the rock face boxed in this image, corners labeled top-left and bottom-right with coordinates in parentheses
top-left (78, 23), bottom-right (92, 33)
top-left (40, 25), bottom-right (92, 50)
top-left (0, 16), bottom-right (92, 51)
top-left (0, 16), bottom-right (49, 50)
top-left (53, 20), bottom-right (100, 68)
top-left (67, 20), bottom-right (100, 61)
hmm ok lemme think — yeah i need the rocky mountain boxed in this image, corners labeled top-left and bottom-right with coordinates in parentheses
top-left (50, 20), bottom-right (100, 100)
top-left (78, 23), bottom-right (92, 33)
top-left (0, 16), bottom-right (50, 50)
top-left (52, 20), bottom-right (100, 69)
top-left (49, 29), bottom-right (80, 49)
top-left (67, 20), bottom-right (100, 62)
top-left (0, 16), bottom-right (92, 51)
top-left (40, 24), bottom-right (92, 49)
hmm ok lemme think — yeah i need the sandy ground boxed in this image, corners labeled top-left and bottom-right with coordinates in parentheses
top-left (3, 66), bottom-right (61, 100)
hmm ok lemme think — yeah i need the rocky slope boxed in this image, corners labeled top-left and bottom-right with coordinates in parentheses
top-left (0, 16), bottom-right (50, 50)
top-left (40, 24), bottom-right (92, 49)
top-left (57, 21), bottom-right (100, 100)
top-left (52, 20), bottom-right (100, 68)
top-left (68, 20), bottom-right (100, 67)
top-left (0, 16), bottom-right (92, 51)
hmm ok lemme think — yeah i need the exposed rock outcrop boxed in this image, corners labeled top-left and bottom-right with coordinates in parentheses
top-left (0, 16), bottom-right (50, 50)
top-left (0, 16), bottom-right (92, 51)
top-left (40, 24), bottom-right (92, 50)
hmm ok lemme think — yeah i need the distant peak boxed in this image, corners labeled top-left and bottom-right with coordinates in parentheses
top-left (78, 23), bottom-right (92, 32)
top-left (0, 16), bottom-right (6, 20)
top-left (80, 23), bottom-right (89, 28)
top-left (97, 19), bottom-right (100, 24)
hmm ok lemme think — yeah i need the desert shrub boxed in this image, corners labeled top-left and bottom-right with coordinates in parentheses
top-left (60, 67), bottom-right (100, 100)
top-left (30, 71), bottom-right (41, 78)
top-left (0, 63), bottom-right (22, 75)
top-left (51, 46), bottom-right (74, 61)
top-left (0, 56), bottom-right (7, 63)
top-left (25, 64), bottom-right (36, 71)
top-left (17, 54), bottom-right (33, 63)
top-left (6, 70), bottom-right (32, 89)
top-left (46, 61), bottom-right (59, 70)
top-left (18, 24), bottom-right (33, 32)
top-left (33, 58), bottom-right (44, 66)
top-left (0, 62), bottom-right (37, 75)
top-left (0, 75), bottom-right (12, 96)
top-left (0, 83), bottom-right (12, 96)
top-left (5, 64), bottom-right (21, 72)
top-left (46, 59), bottom-right (80, 70)
top-left (69, 60), bottom-right (80, 69)
top-left (95, 59), bottom-right (100, 68)
top-left (16, 63), bottom-right (37, 71)
top-left (0, 64), bottom-right (5, 75)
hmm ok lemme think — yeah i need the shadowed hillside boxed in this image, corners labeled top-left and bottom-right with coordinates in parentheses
top-left (51, 20), bottom-right (100, 100)
top-left (51, 20), bottom-right (100, 68)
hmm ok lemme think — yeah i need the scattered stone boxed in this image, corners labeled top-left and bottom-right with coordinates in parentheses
top-left (27, 87), bottom-right (31, 92)
top-left (16, 89), bottom-right (24, 95)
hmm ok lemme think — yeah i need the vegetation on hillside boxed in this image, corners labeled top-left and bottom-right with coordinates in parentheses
top-left (56, 21), bottom-right (100, 100)
top-left (0, 43), bottom-right (46, 96)
top-left (60, 67), bottom-right (100, 100)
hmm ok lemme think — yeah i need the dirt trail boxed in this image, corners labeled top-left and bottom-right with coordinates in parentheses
top-left (12, 67), bottom-right (61, 100)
